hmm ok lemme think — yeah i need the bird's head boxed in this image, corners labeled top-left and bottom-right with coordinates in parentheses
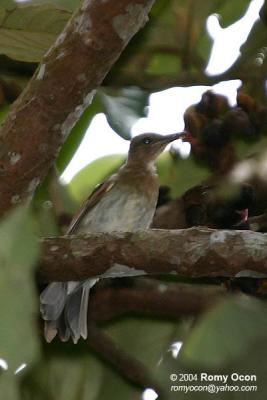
top-left (127, 132), bottom-right (184, 165)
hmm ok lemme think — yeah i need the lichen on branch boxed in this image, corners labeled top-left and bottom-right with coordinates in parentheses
top-left (37, 228), bottom-right (267, 282)
top-left (0, 0), bottom-right (155, 217)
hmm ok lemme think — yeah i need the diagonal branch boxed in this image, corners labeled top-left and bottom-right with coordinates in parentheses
top-left (87, 322), bottom-right (164, 396)
top-left (37, 228), bottom-right (267, 282)
top-left (0, 0), bottom-right (155, 217)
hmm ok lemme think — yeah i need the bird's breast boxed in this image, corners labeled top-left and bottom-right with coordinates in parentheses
top-left (77, 184), bottom-right (158, 233)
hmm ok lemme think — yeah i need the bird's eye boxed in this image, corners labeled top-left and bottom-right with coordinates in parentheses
top-left (143, 137), bottom-right (152, 144)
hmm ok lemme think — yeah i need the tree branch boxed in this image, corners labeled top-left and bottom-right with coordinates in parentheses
top-left (85, 279), bottom-right (226, 396)
top-left (0, 0), bottom-right (155, 217)
top-left (88, 278), bottom-right (226, 323)
top-left (104, 70), bottom-right (262, 91)
top-left (87, 323), bottom-right (164, 396)
top-left (37, 228), bottom-right (267, 282)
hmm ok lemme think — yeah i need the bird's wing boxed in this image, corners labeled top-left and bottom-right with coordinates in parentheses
top-left (66, 175), bottom-right (117, 234)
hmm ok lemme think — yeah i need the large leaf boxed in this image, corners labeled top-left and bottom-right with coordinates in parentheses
top-left (156, 297), bottom-right (267, 399)
top-left (213, 0), bottom-right (252, 27)
top-left (157, 340), bottom-right (266, 400)
top-left (0, 2), bottom-right (75, 62)
top-left (95, 362), bottom-right (141, 400)
top-left (68, 150), bottom-right (210, 206)
top-left (105, 317), bottom-right (180, 368)
top-left (22, 355), bottom-right (103, 400)
top-left (100, 87), bottom-right (149, 140)
top-left (33, 175), bottom-right (75, 236)
top-left (181, 296), bottom-right (267, 368)
top-left (155, 297), bottom-right (267, 400)
top-left (0, 207), bottom-right (40, 399)
top-left (0, 374), bottom-right (19, 400)
top-left (56, 95), bottom-right (103, 173)
top-left (157, 151), bottom-right (210, 198)
top-left (68, 154), bottom-right (125, 203)
top-left (19, 0), bottom-right (80, 11)
top-left (22, 342), bottom-right (140, 400)
top-left (102, 317), bottom-right (189, 400)
top-left (0, 103), bottom-right (9, 123)
top-left (0, 206), bottom-right (40, 370)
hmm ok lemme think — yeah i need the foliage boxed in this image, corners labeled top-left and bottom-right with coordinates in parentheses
top-left (0, 0), bottom-right (266, 399)
top-left (0, 206), bottom-right (40, 397)
top-left (156, 296), bottom-right (267, 399)
top-left (100, 87), bottom-right (149, 140)
top-left (68, 154), bottom-right (125, 203)
top-left (0, 1), bottom-right (73, 62)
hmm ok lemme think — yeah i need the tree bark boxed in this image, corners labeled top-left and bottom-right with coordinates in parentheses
top-left (37, 228), bottom-right (267, 282)
top-left (0, 0), bottom-right (155, 217)
top-left (88, 278), bottom-right (226, 323)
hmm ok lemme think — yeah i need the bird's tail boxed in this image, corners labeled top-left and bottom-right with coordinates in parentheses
top-left (40, 279), bottom-right (98, 344)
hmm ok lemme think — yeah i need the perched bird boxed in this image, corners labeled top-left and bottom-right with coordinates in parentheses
top-left (40, 132), bottom-right (182, 343)
top-left (182, 183), bottom-right (255, 229)
top-left (153, 182), bottom-right (255, 230)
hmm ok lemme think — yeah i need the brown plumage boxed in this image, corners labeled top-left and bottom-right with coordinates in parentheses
top-left (153, 183), bottom-right (255, 230)
top-left (40, 132), bottom-right (183, 343)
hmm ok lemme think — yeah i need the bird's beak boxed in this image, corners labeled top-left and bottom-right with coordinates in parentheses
top-left (158, 132), bottom-right (186, 144)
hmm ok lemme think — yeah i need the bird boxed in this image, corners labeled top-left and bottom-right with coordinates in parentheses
top-left (40, 132), bottom-right (183, 343)
top-left (153, 182), bottom-right (255, 230)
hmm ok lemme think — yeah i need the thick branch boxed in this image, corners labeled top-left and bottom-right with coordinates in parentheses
top-left (88, 279), bottom-right (226, 323)
top-left (0, 0), bottom-right (155, 216)
top-left (37, 228), bottom-right (267, 282)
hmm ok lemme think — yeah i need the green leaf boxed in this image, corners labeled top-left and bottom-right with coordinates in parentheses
top-left (20, 0), bottom-right (81, 12)
top-left (56, 96), bottom-right (103, 173)
top-left (156, 299), bottom-right (267, 399)
top-left (105, 317), bottom-right (179, 368)
top-left (157, 152), bottom-right (210, 198)
top-left (217, 0), bottom-right (251, 27)
top-left (68, 150), bottom-right (210, 206)
top-left (157, 345), bottom-right (266, 400)
top-left (95, 361), bottom-right (141, 400)
top-left (0, 103), bottom-right (9, 124)
top-left (22, 354), bottom-right (103, 400)
top-left (0, 0), bottom-right (80, 13)
top-left (33, 168), bottom-right (76, 235)
top-left (100, 87), bottom-right (149, 140)
top-left (0, 374), bottom-right (19, 400)
top-left (68, 154), bottom-right (125, 204)
top-left (23, 341), bottom-right (141, 400)
top-left (0, 3), bottom-right (73, 62)
top-left (0, 206), bottom-right (40, 370)
top-left (102, 317), bottom-right (188, 400)
top-left (181, 296), bottom-right (267, 368)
